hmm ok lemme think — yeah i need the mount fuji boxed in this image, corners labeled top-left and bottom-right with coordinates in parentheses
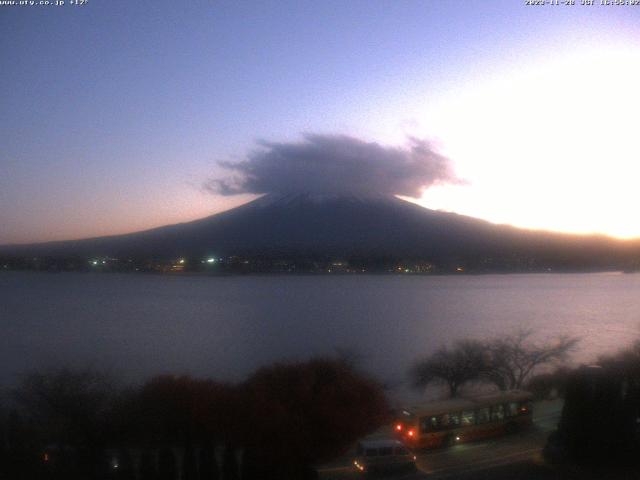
top-left (1, 193), bottom-right (636, 271)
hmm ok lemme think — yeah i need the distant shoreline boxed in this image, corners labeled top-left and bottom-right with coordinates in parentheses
top-left (0, 268), bottom-right (630, 277)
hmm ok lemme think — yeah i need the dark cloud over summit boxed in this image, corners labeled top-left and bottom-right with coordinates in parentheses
top-left (205, 134), bottom-right (460, 198)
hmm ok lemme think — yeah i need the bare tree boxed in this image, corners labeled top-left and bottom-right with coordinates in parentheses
top-left (411, 340), bottom-right (488, 397)
top-left (485, 329), bottom-right (579, 391)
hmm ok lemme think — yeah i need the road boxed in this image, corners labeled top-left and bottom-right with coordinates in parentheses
top-left (318, 399), bottom-right (563, 480)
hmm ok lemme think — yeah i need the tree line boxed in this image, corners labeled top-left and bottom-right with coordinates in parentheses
top-left (0, 357), bottom-right (389, 480)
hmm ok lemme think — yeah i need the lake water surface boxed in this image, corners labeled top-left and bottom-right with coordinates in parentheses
top-left (2, 271), bottom-right (640, 398)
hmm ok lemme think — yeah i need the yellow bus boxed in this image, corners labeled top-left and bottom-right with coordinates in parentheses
top-left (393, 390), bottom-right (533, 449)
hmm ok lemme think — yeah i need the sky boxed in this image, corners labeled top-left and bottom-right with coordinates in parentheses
top-left (1, 0), bottom-right (640, 244)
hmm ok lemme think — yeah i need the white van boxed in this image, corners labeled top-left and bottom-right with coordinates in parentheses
top-left (353, 438), bottom-right (416, 475)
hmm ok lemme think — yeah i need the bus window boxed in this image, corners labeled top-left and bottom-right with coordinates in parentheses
top-left (477, 407), bottom-right (490, 424)
top-left (449, 412), bottom-right (461, 427)
top-left (379, 447), bottom-right (393, 456)
top-left (491, 404), bottom-right (505, 422)
top-left (365, 449), bottom-right (377, 457)
top-left (461, 410), bottom-right (476, 425)
top-left (506, 402), bottom-right (519, 417)
top-left (395, 446), bottom-right (409, 455)
top-left (420, 416), bottom-right (438, 433)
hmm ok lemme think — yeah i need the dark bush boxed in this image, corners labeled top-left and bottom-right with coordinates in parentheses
top-left (242, 357), bottom-right (389, 479)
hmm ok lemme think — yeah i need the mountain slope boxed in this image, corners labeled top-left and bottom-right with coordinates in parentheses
top-left (1, 194), bottom-right (637, 270)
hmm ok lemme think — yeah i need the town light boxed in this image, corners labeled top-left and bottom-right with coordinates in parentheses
top-left (395, 423), bottom-right (403, 431)
top-left (408, 429), bottom-right (414, 437)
